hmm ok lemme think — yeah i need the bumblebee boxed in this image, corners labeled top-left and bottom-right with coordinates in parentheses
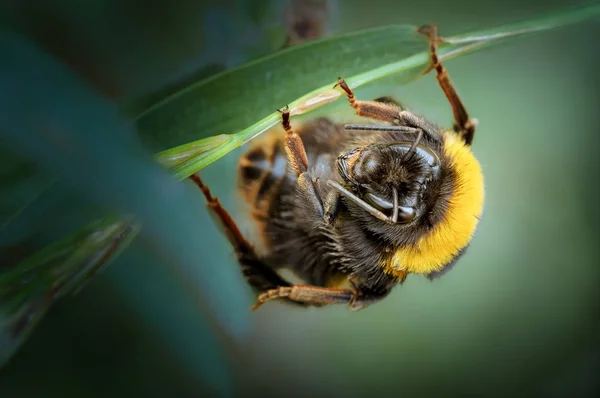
top-left (190, 25), bottom-right (484, 310)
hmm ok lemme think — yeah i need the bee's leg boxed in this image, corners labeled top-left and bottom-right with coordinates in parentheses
top-left (418, 24), bottom-right (477, 146)
top-left (335, 82), bottom-right (441, 139)
top-left (251, 279), bottom-right (396, 311)
top-left (279, 106), bottom-right (341, 225)
top-left (189, 174), bottom-right (297, 295)
top-left (251, 285), bottom-right (354, 310)
top-left (334, 78), bottom-right (403, 124)
top-left (335, 78), bottom-right (442, 140)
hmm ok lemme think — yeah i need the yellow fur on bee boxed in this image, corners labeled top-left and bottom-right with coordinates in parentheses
top-left (386, 131), bottom-right (485, 276)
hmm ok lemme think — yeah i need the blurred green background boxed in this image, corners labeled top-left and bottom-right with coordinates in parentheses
top-left (1, 0), bottom-right (599, 397)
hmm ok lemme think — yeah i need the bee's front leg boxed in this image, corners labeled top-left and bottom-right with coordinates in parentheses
top-left (334, 78), bottom-right (403, 124)
top-left (418, 24), bottom-right (477, 146)
top-left (279, 106), bottom-right (341, 225)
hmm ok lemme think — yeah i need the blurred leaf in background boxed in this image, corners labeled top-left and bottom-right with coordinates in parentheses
top-left (0, 215), bottom-right (140, 365)
top-left (0, 26), bottom-right (256, 395)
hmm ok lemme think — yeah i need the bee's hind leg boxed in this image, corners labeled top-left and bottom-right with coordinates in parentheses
top-left (189, 174), bottom-right (295, 295)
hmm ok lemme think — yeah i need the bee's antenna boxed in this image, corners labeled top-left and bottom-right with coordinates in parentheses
top-left (345, 124), bottom-right (425, 162)
top-left (402, 128), bottom-right (424, 161)
top-left (327, 180), bottom-right (390, 223)
top-left (344, 125), bottom-right (421, 134)
top-left (390, 188), bottom-right (399, 223)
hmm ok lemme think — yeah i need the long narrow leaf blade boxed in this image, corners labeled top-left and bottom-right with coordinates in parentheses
top-left (151, 3), bottom-right (600, 179)
top-left (443, 1), bottom-right (600, 44)
top-left (136, 25), bottom-right (426, 152)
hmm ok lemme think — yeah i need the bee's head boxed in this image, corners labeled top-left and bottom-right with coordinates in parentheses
top-left (333, 135), bottom-right (445, 232)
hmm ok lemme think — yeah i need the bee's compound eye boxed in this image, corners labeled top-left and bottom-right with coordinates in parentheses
top-left (388, 142), bottom-right (439, 168)
top-left (337, 148), bottom-right (363, 181)
top-left (365, 192), bottom-right (393, 210)
top-left (398, 206), bottom-right (416, 223)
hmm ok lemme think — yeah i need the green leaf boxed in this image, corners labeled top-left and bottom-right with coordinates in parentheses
top-left (136, 25), bottom-right (426, 152)
top-left (148, 2), bottom-right (600, 180)
top-left (443, 1), bottom-right (600, 44)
